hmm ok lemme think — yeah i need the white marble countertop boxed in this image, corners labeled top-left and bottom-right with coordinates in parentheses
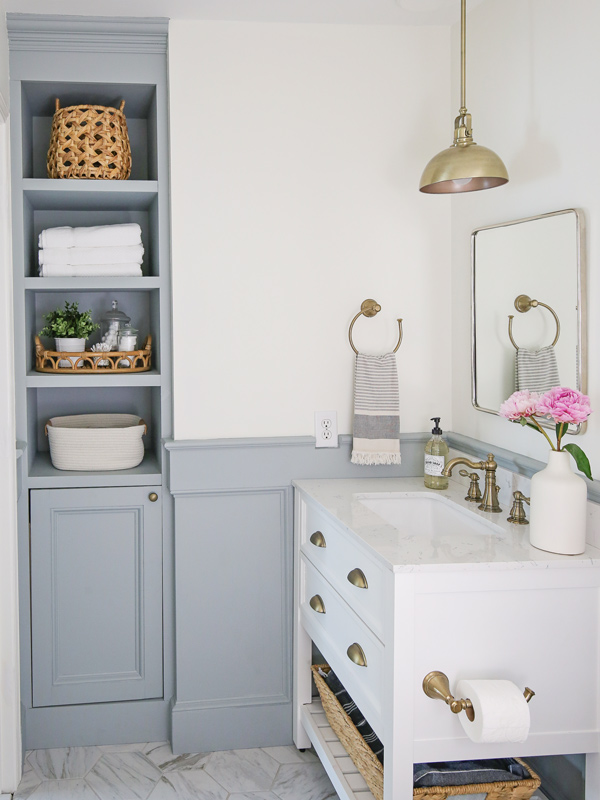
top-left (293, 477), bottom-right (600, 573)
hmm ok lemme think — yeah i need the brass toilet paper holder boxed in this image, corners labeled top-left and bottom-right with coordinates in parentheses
top-left (422, 671), bottom-right (535, 722)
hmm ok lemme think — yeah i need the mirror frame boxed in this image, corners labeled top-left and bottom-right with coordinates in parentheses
top-left (471, 208), bottom-right (587, 432)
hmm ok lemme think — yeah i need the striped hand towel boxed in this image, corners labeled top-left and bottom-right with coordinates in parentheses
top-left (516, 345), bottom-right (560, 393)
top-left (351, 353), bottom-right (401, 465)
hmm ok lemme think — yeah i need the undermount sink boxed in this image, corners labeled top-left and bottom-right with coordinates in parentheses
top-left (357, 492), bottom-right (502, 539)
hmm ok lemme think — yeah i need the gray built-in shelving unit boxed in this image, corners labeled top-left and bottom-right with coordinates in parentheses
top-left (8, 15), bottom-right (174, 748)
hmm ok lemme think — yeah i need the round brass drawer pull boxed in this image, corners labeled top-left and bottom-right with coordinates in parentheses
top-left (309, 595), bottom-right (326, 614)
top-left (148, 493), bottom-right (158, 502)
top-left (347, 643), bottom-right (367, 667)
top-left (347, 567), bottom-right (368, 589)
top-left (309, 531), bottom-right (326, 548)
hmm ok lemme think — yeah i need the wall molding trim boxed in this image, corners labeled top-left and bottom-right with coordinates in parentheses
top-left (6, 15), bottom-right (168, 54)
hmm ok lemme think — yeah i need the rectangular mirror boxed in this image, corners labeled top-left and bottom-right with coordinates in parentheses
top-left (472, 208), bottom-right (586, 430)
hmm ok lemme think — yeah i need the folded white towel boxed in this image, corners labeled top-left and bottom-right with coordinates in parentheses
top-left (38, 263), bottom-right (143, 277)
top-left (38, 223), bottom-right (142, 249)
top-left (39, 243), bottom-right (144, 267)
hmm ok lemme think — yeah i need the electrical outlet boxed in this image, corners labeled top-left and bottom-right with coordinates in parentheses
top-left (315, 411), bottom-right (338, 448)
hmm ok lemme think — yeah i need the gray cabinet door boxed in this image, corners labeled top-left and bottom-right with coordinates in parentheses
top-left (30, 486), bottom-right (163, 707)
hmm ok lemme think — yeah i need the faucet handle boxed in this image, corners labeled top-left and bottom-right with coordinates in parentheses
top-left (459, 469), bottom-right (482, 503)
top-left (507, 490), bottom-right (530, 525)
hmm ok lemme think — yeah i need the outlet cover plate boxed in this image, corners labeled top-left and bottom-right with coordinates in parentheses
top-left (315, 411), bottom-right (338, 448)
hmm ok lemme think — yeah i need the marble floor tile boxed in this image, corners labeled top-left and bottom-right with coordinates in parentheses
top-left (85, 752), bottom-right (162, 800)
top-left (97, 744), bottom-right (148, 754)
top-left (29, 778), bottom-right (100, 800)
top-left (262, 746), bottom-right (317, 765)
top-left (13, 764), bottom-right (42, 800)
top-left (146, 769), bottom-right (229, 800)
top-left (204, 748), bottom-right (279, 793)
top-left (229, 793), bottom-right (282, 800)
top-left (143, 742), bottom-right (211, 772)
top-left (271, 763), bottom-right (336, 800)
top-left (28, 747), bottom-right (102, 780)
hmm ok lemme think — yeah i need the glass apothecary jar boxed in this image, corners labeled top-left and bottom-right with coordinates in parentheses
top-left (100, 300), bottom-right (131, 350)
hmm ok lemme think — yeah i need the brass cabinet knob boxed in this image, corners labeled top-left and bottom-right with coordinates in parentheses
top-left (347, 643), bottom-right (367, 667)
top-left (148, 493), bottom-right (158, 502)
top-left (309, 595), bottom-right (326, 614)
top-left (347, 567), bottom-right (368, 589)
top-left (309, 531), bottom-right (326, 548)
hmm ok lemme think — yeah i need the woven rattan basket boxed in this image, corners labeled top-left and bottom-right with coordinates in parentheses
top-left (46, 414), bottom-right (146, 471)
top-left (47, 98), bottom-right (132, 180)
top-left (311, 665), bottom-right (541, 800)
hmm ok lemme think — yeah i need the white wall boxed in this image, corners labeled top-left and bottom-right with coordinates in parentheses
top-left (169, 21), bottom-right (452, 440)
top-left (451, 0), bottom-right (600, 467)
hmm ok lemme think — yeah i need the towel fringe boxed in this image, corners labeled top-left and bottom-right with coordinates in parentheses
top-left (351, 452), bottom-right (402, 466)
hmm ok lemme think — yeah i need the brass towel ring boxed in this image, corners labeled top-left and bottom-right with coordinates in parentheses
top-left (508, 294), bottom-right (560, 351)
top-left (348, 299), bottom-right (403, 355)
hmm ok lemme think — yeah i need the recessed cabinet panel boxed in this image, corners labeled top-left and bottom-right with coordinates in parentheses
top-left (31, 486), bottom-right (163, 707)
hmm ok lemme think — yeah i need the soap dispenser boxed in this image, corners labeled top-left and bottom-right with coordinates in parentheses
top-left (424, 417), bottom-right (449, 490)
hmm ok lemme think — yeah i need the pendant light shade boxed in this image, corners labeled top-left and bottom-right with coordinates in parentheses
top-left (419, 0), bottom-right (508, 194)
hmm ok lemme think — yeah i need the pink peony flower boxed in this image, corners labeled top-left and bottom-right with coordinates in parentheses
top-left (499, 390), bottom-right (540, 420)
top-left (536, 386), bottom-right (592, 425)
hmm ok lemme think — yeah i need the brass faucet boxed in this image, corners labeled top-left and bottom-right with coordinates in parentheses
top-left (442, 453), bottom-right (502, 513)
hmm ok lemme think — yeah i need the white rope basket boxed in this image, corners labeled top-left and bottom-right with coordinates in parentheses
top-left (46, 414), bottom-right (146, 471)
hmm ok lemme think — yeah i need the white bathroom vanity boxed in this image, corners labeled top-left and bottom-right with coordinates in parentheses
top-left (293, 478), bottom-right (600, 800)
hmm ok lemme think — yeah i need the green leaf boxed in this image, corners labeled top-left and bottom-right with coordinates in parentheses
top-left (519, 417), bottom-right (528, 426)
top-left (556, 422), bottom-right (569, 440)
top-left (563, 443), bottom-right (593, 481)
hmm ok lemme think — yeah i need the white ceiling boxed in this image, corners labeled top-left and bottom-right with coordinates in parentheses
top-left (5, 0), bottom-right (487, 26)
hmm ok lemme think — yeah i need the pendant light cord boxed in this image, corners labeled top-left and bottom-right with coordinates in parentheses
top-left (460, 0), bottom-right (467, 115)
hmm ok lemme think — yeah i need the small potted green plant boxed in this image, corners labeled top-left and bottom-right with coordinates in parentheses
top-left (39, 301), bottom-right (100, 367)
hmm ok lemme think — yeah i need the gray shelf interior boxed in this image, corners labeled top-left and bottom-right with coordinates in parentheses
top-left (21, 81), bottom-right (158, 181)
top-left (27, 385), bottom-right (162, 475)
top-left (26, 288), bottom-right (160, 373)
top-left (23, 188), bottom-right (159, 277)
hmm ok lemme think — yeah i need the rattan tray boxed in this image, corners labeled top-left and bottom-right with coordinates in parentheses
top-left (311, 665), bottom-right (541, 800)
top-left (35, 335), bottom-right (151, 373)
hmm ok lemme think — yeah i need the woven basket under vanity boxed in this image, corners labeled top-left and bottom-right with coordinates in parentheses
top-left (47, 98), bottom-right (132, 180)
top-left (46, 414), bottom-right (146, 471)
top-left (311, 665), bottom-right (541, 800)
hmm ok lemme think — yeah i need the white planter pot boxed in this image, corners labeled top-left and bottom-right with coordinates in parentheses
top-left (529, 450), bottom-right (587, 555)
top-left (54, 337), bottom-right (86, 368)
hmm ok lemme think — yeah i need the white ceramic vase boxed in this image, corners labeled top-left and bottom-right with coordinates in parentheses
top-left (529, 450), bottom-right (587, 555)
top-left (54, 337), bottom-right (85, 368)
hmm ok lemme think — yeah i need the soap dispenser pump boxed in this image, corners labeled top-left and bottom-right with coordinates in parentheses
top-left (424, 417), bottom-right (449, 490)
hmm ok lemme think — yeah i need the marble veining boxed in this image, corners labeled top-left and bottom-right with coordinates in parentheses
top-left (204, 748), bottom-right (280, 792)
top-left (29, 779), bottom-right (100, 800)
top-left (16, 742), bottom-right (336, 800)
top-left (85, 752), bottom-right (162, 800)
top-left (13, 763), bottom-right (42, 800)
top-left (143, 742), bottom-right (211, 772)
top-left (28, 747), bottom-right (102, 780)
top-left (146, 770), bottom-right (228, 800)
top-left (293, 477), bottom-right (600, 571)
top-left (271, 764), bottom-right (337, 800)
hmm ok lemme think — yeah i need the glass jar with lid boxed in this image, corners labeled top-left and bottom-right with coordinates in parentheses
top-left (118, 323), bottom-right (139, 367)
top-left (100, 300), bottom-right (131, 350)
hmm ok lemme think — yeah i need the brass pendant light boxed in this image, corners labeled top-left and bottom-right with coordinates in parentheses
top-left (419, 0), bottom-right (508, 194)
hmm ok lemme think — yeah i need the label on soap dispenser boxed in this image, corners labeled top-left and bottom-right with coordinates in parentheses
top-left (424, 454), bottom-right (445, 476)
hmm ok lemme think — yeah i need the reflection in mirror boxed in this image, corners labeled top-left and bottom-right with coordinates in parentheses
top-left (472, 209), bottom-right (586, 431)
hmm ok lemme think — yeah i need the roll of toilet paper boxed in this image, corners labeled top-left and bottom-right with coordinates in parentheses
top-left (455, 679), bottom-right (531, 743)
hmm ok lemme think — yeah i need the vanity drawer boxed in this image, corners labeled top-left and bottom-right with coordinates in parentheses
top-left (300, 555), bottom-right (384, 737)
top-left (301, 500), bottom-right (386, 641)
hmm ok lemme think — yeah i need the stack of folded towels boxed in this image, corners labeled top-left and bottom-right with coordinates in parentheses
top-left (38, 223), bottom-right (144, 277)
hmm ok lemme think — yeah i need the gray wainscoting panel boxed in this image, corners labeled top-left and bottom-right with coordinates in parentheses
top-left (167, 433), bottom-right (426, 753)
